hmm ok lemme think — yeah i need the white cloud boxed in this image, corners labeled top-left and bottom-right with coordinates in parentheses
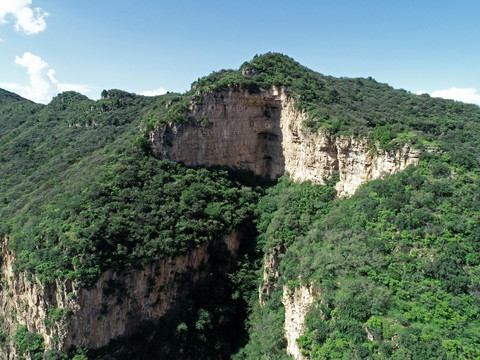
top-left (141, 87), bottom-right (167, 96)
top-left (0, 0), bottom-right (48, 35)
top-left (0, 52), bottom-right (92, 104)
top-left (0, 82), bottom-right (24, 93)
top-left (416, 90), bottom-right (427, 95)
top-left (0, 37), bottom-right (4, 42)
top-left (12, 52), bottom-right (58, 103)
top-left (57, 83), bottom-right (93, 94)
top-left (430, 87), bottom-right (480, 106)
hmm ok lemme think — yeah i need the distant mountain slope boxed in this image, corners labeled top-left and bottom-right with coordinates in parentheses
top-left (0, 88), bottom-right (32, 105)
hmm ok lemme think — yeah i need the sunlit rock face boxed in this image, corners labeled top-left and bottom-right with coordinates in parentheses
top-left (151, 87), bottom-right (420, 197)
top-left (282, 285), bottom-right (317, 360)
top-left (0, 230), bottom-right (241, 356)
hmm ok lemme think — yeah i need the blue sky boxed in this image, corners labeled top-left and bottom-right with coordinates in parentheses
top-left (0, 0), bottom-right (479, 105)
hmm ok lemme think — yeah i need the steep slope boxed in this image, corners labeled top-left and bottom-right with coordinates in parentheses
top-left (0, 89), bottom-right (260, 358)
top-left (151, 87), bottom-right (420, 196)
top-left (0, 53), bottom-right (479, 359)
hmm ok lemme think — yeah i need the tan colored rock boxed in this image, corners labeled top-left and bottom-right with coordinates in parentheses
top-left (151, 89), bottom-right (285, 179)
top-left (278, 90), bottom-right (420, 197)
top-left (259, 245), bottom-right (285, 306)
top-left (0, 229), bottom-right (241, 356)
top-left (151, 87), bottom-right (420, 197)
top-left (282, 285), bottom-right (316, 360)
top-left (0, 239), bottom-right (82, 359)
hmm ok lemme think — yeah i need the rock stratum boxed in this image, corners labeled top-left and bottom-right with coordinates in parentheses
top-left (151, 87), bottom-right (420, 197)
top-left (0, 231), bottom-right (241, 358)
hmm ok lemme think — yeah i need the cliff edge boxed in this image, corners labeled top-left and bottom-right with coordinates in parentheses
top-left (151, 87), bottom-right (420, 197)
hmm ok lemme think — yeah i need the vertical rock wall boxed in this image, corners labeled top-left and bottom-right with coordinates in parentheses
top-left (151, 87), bottom-right (420, 197)
top-left (0, 240), bottom-right (75, 359)
top-left (151, 89), bottom-right (285, 179)
top-left (282, 286), bottom-right (317, 360)
top-left (279, 94), bottom-right (420, 196)
top-left (0, 230), bottom-right (241, 356)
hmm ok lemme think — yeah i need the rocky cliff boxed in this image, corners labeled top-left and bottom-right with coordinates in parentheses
top-left (0, 230), bottom-right (241, 357)
top-left (259, 245), bottom-right (285, 306)
top-left (151, 87), bottom-right (421, 358)
top-left (151, 87), bottom-right (420, 197)
top-left (282, 286), bottom-right (317, 360)
top-left (151, 88), bottom-right (285, 179)
top-left (1, 87), bottom-right (422, 358)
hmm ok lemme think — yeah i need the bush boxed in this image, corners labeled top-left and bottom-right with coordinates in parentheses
top-left (13, 325), bottom-right (44, 359)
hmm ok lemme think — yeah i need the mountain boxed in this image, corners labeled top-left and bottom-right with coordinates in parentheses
top-left (0, 89), bottom-right (32, 105)
top-left (0, 53), bottom-right (479, 359)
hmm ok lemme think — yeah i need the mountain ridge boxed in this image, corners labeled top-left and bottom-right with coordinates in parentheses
top-left (0, 53), bottom-right (479, 359)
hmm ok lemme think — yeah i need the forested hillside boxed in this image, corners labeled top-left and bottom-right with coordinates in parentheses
top-left (1, 53), bottom-right (479, 359)
top-left (0, 88), bottom-right (262, 359)
top-left (0, 89), bottom-right (259, 286)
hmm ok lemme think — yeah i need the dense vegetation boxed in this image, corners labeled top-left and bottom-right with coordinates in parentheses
top-left (0, 89), bottom-right (260, 286)
top-left (1, 53), bottom-right (480, 359)
top-left (238, 158), bottom-right (480, 359)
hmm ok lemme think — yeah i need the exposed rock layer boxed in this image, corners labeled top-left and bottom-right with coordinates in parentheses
top-left (0, 240), bottom-right (74, 359)
top-left (151, 88), bottom-right (421, 357)
top-left (282, 286), bottom-right (317, 360)
top-left (151, 89), bottom-right (285, 179)
top-left (0, 230), bottom-right (241, 356)
top-left (151, 87), bottom-right (420, 196)
top-left (259, 245), bottom-right (285, 306)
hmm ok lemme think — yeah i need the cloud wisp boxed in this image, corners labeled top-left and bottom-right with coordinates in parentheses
top-left (0, 52), bottom-right (92, 104)
top-left (0, 0), bottom-right (48, 35)
top-left (417, 88), bottom-right (480, 106)
top-left (140, 87), bottom-right (167, 96)
top-left (430, 88), bottom-right (480, 106)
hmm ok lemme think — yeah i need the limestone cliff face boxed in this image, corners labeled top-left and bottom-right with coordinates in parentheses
top-left (0, 230), bottom-right (241, 356)
top-left (151, 87), bottom-right (420, 197)
top-left (150, 87), bottom-right (422, 358)
top-left (0, 240), bottom-right (74, 359)
top-left (282, 286), bottom-right (317, 360)
top-left (151, 89), bottom-right (285, 179)
top-left (65, 229), bottom-right (241, 350)
top-left (259, 245), bottom-right (285, 306)
top-left (283, 130), bottom-right (420, 197)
